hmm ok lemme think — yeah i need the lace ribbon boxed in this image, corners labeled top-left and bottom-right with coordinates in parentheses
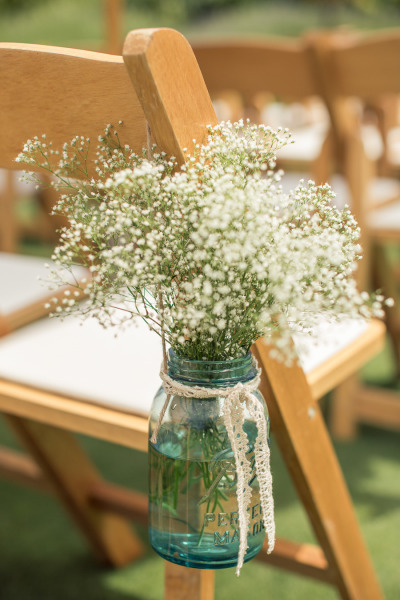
top-left (151, 361), bottom-right (275, 575)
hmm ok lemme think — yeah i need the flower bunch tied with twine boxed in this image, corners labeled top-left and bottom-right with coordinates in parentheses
top-left (17, 120), bottom-right (388, 574)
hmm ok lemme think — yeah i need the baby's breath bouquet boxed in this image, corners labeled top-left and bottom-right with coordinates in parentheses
top-left (17, 120), bottom-right (385, 574)
top-left (17, 120), bottom-right (384, 362)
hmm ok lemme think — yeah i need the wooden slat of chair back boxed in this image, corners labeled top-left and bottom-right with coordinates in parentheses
top-left (0, 44), bottom-right (147, 179)
top-left (326, 30), bottom-right (400, 97)
top-left (123, 29), bottom-right (217, 163)
top-left (0, 29), bottom-right (217, 336)
top-left (309, 30), bottom-right (400, 145)
top-left (0, 30), bottom-right (217, 176)
top-left (192, 38), bottom-right (320, 102)
top-left (0, 44), bottom-right (147, 175)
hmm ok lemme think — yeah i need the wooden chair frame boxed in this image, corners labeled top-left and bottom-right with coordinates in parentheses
top-left (191, 37), bottom-right (332, 184)
top-left (308, 29), bottom-right (400, 438)
top-left (0, 29), bottom-right (386, 599)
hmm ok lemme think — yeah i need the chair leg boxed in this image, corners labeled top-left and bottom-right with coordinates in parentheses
top-left (330, 375), bottom-right (358, 440)
top-left (4, 414), bottom-right (144, 567)
top-left (371, 242), bottom-right (400, 378)
top-left (0, 170), bottom-right (19, 252)
top-left (164, 562), bottom-right (215, 600)
top-left (253, 343), bottom-right (383, 600)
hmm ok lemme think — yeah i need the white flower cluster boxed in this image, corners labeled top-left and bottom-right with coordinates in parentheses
top-left (17, 121), bottom-right (386, 361)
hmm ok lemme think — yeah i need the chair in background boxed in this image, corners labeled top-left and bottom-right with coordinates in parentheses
top-left (0, 1), bottom-right (129, 337)
top-left (0, 0), bottom-right (124, 257)
top-left (309, 29), bottom-right (400, 438)
top-left (191, 37), bottom-right (333, 189)
top-left (0, 29), bottom-right (386, 599)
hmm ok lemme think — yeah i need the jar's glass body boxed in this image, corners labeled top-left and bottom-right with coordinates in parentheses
top-left (148, 351), bottom-right (270, 570)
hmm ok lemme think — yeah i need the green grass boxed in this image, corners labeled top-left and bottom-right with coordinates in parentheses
top-left (1, 415), bottom-right (399, 599)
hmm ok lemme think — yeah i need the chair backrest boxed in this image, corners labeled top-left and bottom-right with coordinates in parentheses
top-left (192, 38), bottom-right (320, 102)
top-left (0, 28), bottom-right (217, 176)
top-left (192, 37), bottom-right (330, 179)
top-left (309, 29), bottom-right (400, 145)
top-left (308, 29), bottom-right (400, 283)
top-left (0, 28), bottom-right (217, 328)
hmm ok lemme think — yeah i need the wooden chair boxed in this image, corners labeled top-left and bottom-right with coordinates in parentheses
top-left (0, 29), bottom-right (386, 599)
top-left (191, 37), bottom-right (333, 186)
top-left (0, 0), bottom-right (124, 255)
top-left (309, 29), bottom-right (400, 438)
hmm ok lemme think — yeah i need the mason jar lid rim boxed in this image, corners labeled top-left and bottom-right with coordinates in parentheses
top-left (168, 348), bottom-right (252, 367)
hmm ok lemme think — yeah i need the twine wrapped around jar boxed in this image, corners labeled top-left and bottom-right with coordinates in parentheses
top-left (151, 359), bottom-right (275, 576)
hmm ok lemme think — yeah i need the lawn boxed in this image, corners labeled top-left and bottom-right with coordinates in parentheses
top-left (1, 415), bottom-right (399, 600)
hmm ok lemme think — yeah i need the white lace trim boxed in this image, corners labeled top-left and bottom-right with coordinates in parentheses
top-left (152, 361), bottom-right (275, 575)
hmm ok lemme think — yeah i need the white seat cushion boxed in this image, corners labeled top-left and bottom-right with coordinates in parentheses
top-left (0, 252), bottom-right (87, 313)
top-left (0, 314), bottom-right (162, 416)
top-left (0, 307), bottom-right (368, 415)
top-left (368, 199), bottom-right (400, 231)
top-left (276, 123), bottom-right (328, 163)
top-left (0, 169), bottom-right (36, 196)
top-left (0, 252), bottom-right (370, 415)
top-left (293, 318), bottom-right (368, 373)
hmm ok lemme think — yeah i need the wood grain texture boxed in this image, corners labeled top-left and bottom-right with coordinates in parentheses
top-left (0, 378), bottom-right (149, 451)
top-left (193, 38), bottom-right (319, 101)
top-left (104, 0), bottom-right (124, 55)
top-left (253, 341), bottom-right (384, 600)
top-left (164, 562), bottom-right (215, 600)
top-left (0, 170), bottom-right (19, 251)
top-left (123, 28), bottom-right (218, 163)
top-left (326, 31), bottom-right (400, 97)
top-left (0, 43), bottom-right (147, 173)
top-left (353, 386), bottom-right (400, 429)
top-left (257, 537), bottom-right (334, 584)
top-left (0, 446), bottom-right (48, 491)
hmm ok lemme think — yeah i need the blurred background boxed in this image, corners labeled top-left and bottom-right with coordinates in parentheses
top-left (0, 1), bottom-right (399, 599)
top-left (3, 0), bottom-right (400, 45)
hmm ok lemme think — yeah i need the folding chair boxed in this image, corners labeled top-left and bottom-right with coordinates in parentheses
top-left (0, 29), bottom-right (385, 599)
top-left (191, 37), bottom-right (333, 187)
top-left (309, 29), bottom-right (400, 438)
top-left (0, 1), bottom-right (124, 256)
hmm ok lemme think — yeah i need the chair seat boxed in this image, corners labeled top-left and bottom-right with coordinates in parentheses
top-left (0, 313), bottom-right (162, 416)
top-left (279, 171), bottom-right (400, 215)
top-left (368, 199), bottom-right (400, 231)
top-left (0, 168), bottom-right (36, 196)
top-left (277, 123), bottom-right (327, 163)
top-left (0, 280), bottom-right (370, 418)
top-left (0, 252), bottom-right (87, 314)
top-left (293, 318), bottom-right (368, 373)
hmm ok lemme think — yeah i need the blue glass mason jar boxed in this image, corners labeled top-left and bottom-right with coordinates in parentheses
top-left (148, 350), bottom-right (270, 570)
